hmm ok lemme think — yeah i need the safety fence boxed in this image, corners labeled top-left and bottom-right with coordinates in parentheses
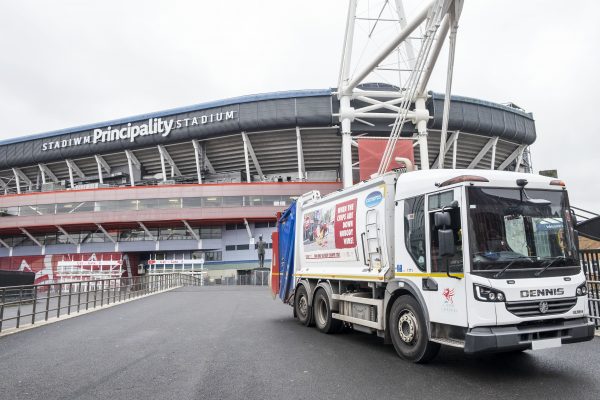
top-left (0, 273), bottom-right (196, 334)
top-left (210, 270), bottom-right (270, 286)
top-left (581, 249), bottom-right (600, 329)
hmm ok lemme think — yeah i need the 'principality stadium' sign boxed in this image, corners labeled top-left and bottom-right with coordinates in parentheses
top-left (41, 110), bottom-right (237, 151)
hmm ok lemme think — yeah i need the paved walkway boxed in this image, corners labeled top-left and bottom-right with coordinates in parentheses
top-left (0, 286), bottom-right (599, 400)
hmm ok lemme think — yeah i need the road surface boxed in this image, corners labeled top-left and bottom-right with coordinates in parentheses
top-left (0, 286), bottom-right (598, 400)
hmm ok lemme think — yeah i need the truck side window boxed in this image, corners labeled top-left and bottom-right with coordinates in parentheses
top-left (428, 192), bottom-right (463, 273)
top-left (404, 196), bottom-right (426, 271)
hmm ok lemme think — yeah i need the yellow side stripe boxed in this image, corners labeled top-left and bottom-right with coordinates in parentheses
top-left (395, 272), bottom-right (464, 278)
top-left (294, 273), bottom-right (386, 281)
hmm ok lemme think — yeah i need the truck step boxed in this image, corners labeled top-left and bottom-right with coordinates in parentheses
top-left (430, 337), bottom-right (465, 348)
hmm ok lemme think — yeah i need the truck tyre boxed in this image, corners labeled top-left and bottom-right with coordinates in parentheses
top-left (389, 295), bottom-right (440, 363)
top-left (313, 289), bottom-right (342, 334)
top-left (294, 285), bottom-right (313, 326)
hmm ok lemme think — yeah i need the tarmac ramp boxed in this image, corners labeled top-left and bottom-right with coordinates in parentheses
top-left (0, 286), bottom-right (599, 400)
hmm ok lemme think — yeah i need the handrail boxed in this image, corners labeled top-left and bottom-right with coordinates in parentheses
top-left (0, 273), bottom-right (188, 333)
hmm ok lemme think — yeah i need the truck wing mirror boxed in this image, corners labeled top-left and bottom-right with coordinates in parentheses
top-left (438, 229), bottom-right (455, 257)
top-left (434, 211), bottom-right (451, 229)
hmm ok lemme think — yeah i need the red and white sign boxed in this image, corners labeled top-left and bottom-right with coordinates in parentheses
top-left (334, 199), bottom-right (357, 249)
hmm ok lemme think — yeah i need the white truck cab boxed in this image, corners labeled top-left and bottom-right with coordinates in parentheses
top-left (273, 169), bottom-right (595, 362)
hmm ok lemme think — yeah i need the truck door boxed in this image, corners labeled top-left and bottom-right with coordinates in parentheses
top-left (422, 187), bottom-right (468, 328)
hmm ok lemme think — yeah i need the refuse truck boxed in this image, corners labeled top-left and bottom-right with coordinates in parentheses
top-left (270, 169), bottom-right (595, 362)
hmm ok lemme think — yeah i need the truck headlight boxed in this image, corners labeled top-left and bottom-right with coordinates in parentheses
top-left (576, 283), bottom-right (588, 296)
top-left (473, 284), bottom-right (506, 302)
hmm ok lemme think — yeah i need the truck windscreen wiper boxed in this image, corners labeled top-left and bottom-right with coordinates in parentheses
top-left (534, 256), bottom-right (566, 277)
top-left (493, 256), bottom-right (536, 278)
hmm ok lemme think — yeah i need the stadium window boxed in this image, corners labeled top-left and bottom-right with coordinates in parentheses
top-left (182, 197), bottom-right (203, 208)
top-left (203, 196), bottom-right (222, 207)
top-left (236, 244), bottom-right (250, 250)
top-left (225, 245), bottom-right (235, 251)
top-left (199, 226), bottom-right (221, 239)
top-left (223, 196), bottom-right (243, 207)
top-left (203, 251), bottom-right (222, 261)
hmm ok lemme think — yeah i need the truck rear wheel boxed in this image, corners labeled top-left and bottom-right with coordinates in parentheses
top-left (389, 295), bottom-right (440, 363)
top-left (294, 285), bottom-right (313, 326)
top-left (313, 289), bottom-right (342, 334)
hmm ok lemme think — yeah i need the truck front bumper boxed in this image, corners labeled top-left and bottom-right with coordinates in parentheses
top-left (464, 317), bottom-right (595, 355)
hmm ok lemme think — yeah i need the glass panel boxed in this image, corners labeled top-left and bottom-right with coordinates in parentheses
top-left (468, 188), bottom-right (578, 271)
top-left (1, 207), bottom-right (19, 216)
top-left (428, 191), bottom-right (454, 210)
top-left (158, 198), bottom-right (182, 209)
top-left (247, 196), bottom-right (262, 206)
top-left (263, 195), bottom-right (283, 206)
top-left (69, 202), bottom-right (94, 213)
top-left (222, 196), bottom-right (243, 207)
top-left (199, 226), bottom-right (222, 239)
top-left (118, 200), bottom-right (139, 211)
top-left (159, 228), bottom-right (189, 240)
top-left (404, 196), bottom-right (427, 271)
top-left (36, 204), bottom-right (56, 215)
top-left (203, 196), bottom-right (222, 207)
top-left (182, 197), bottom-right (203, 208)
top-left (137, 199), bottom-right (158, 210)
top-left (19, 205), bottom-right (41, 216)
top-left (429, 202), bottom-right (463, 273)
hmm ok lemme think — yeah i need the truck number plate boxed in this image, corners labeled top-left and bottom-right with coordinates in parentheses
top-left (531, 338), bottom-right (561, 350)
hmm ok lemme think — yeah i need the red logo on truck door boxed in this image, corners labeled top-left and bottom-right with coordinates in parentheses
top-left (442, 288), bottom-right (455, 304)
top-left (334, 199), bottom-right (357, 249)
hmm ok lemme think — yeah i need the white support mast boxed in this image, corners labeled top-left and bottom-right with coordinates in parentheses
top-left (337, 0), bottom-right (464, 186)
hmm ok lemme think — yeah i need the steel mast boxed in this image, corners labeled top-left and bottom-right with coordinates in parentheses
top-left (336, 0), bottom-right (464, 187)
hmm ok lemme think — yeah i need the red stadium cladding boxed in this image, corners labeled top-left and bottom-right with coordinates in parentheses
top-left (357, 137), bottom-right (414, 181)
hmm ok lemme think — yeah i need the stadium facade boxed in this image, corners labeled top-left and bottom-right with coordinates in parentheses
top-left (0, 86), bottom-right (536, 284)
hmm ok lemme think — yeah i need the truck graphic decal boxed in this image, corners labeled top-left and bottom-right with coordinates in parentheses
top-left (303, 198), bottom-right (358, 262)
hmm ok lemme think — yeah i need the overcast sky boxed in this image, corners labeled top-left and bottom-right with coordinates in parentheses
top-left (0, 0), bottom-right (598, 212)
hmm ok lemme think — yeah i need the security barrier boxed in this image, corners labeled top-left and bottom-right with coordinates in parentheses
top-left (581, 249), bottom-right (600, 329)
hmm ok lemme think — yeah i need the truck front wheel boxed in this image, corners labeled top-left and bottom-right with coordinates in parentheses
top-left (313, 289), bottom-right (342, 333)
top-left (389, 295), bottom-right (440, 363)
top-left (294, 285), bottom-right (313, 326)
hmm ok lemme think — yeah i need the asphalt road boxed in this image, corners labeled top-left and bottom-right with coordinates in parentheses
top-left (0, 286), bottom-right (599, 400)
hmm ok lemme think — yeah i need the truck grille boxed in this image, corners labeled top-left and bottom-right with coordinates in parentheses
top-left (505, 297), bottom-right (577, 317)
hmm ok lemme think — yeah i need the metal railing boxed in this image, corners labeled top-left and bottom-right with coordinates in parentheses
top-left (581, 249), bottom-right (600, 328)
top-left (0, 273), bottom-right (191, 334)
top-left (204, 270), bottom-right (270, 286)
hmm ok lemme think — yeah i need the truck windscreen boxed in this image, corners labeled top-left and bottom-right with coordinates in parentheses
top-left (467, 187), bottom-right (579, 275)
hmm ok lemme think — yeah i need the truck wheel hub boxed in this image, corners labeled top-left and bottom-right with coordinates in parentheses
top-left (298, 296), bottom-right (308, 316)
top-left (398, 311), bottom-right (417, 343)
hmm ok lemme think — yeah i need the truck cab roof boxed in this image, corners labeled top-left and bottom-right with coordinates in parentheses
top-left (395, 169), bottom-right (564, 200)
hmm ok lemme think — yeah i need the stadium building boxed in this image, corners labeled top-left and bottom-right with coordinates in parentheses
top-left (0, 86), bottom-right (536, 284)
